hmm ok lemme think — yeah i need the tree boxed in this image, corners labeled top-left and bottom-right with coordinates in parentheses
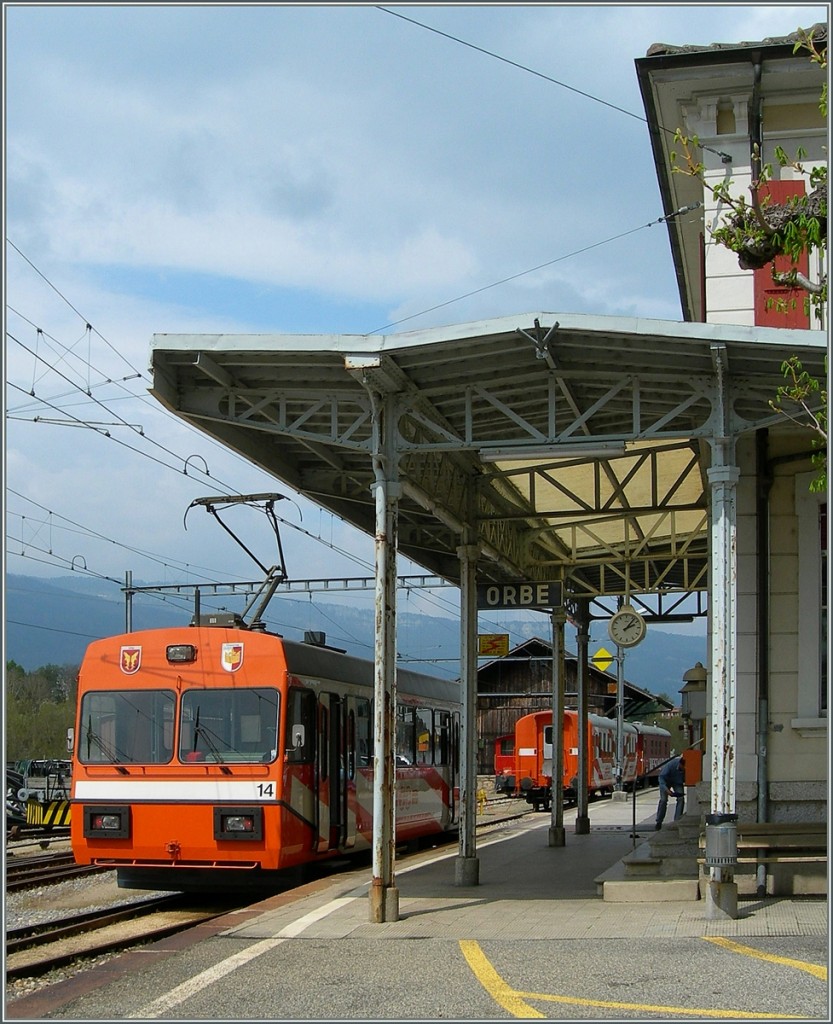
top-left (5, 660), bottom-right (78, 761)
top-left (770, 355), bottom-right (827, 492)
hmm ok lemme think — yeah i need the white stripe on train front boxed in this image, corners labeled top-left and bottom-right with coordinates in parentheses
top-left (74, 780), bottom-right (277, 802)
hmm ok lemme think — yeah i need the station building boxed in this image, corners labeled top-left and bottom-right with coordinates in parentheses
top-left (636, 22), bottom-right (827, 828)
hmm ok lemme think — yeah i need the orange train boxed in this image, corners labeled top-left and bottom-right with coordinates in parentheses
top-left (499, 709), bottom-right (672, 810)
top-left (70, 622), bottom-right (461, 892)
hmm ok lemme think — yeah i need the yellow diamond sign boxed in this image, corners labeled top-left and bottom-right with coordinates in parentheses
top-left (591, 646), bottom-right (613, 673)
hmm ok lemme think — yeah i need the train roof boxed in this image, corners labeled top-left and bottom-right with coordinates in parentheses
top-left (281, 636), bottom-right (462, 706)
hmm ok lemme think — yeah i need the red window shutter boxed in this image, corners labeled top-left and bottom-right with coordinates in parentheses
top-left (753, 180), bottom-right (810, 328)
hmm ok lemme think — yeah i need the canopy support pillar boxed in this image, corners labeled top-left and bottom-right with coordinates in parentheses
top-left (456, 531), bottom-right (480, 885)
top-left (368, 393), bottom-right (401, 923)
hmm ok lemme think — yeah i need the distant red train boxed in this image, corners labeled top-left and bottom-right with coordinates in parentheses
top-left (493, 733), bottom-right (516, 792)
top-left (496, 709), bottom-right (672, 810)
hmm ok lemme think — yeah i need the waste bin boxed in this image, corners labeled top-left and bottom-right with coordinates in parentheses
top-left (704, 812), bottom-right (738, 867)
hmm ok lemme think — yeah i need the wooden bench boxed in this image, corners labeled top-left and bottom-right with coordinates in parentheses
top-left (699, 822), bottom-right (827, 866)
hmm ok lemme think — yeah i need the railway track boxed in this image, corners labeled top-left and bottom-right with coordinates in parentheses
top-left (7, 824), bottom-right (71, 844)
top-left (5, 893), bottom-right (237, 981)
top-left (6, 803), bottom-right (532, 987)
top-left (6, 851), bottom-right (110, 892)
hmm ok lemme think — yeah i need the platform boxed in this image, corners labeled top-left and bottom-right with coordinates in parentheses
top-left (6, 789), bottom-right (828, 1022)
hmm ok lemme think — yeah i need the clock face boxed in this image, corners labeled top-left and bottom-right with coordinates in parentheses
top-left (608, 608), bottom-right (646, 648)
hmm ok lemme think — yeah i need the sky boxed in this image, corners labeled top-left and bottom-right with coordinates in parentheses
top-left (4, 2), bottom-right (827, 660)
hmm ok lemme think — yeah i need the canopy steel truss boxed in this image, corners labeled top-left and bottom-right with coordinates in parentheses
top-left (151, 314), bottom-right (824, 602)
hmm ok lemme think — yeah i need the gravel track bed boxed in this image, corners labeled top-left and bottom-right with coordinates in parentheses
top-left (5, 865), bottom-right (179, 1003)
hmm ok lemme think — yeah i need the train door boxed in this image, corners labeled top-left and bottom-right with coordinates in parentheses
top-left (434, 709), bottom-right (456, 827)
top-left (591, 720), bottom-right (605, 793)
top-left (451, 711), bottom-right (460, 823)
top-left (316, 693), bottom-right (349, 852)
top-left (541, 723), bottom-right (554, 782)
top-left (623, 728), bottom-right (638, 788)
top-left (343, 697), bottom-right (359, 849)
top-left (563, 711), bottom-right (579, 795)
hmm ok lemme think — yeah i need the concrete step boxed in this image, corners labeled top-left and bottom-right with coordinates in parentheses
top-left (595, 857), bottom-right (699, 900)
top-left (621, 837), bottom-right (697, 870)
top-left (620, 843), bottom-right (662, 875)
top-left (604, 876), bottom-right (701, 902)
top-left (595, 838), bottom-right (701, 901)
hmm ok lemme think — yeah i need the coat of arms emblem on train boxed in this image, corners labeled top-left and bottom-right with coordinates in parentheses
top-left (120, 646), bottom-right (142, 674)
top-left (221, 642), bottom-right (244, 672)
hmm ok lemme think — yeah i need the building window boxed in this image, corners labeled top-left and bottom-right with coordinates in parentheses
top-left (795, 472), bottom-right (827, 730)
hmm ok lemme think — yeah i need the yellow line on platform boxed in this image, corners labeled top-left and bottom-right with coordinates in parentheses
top-left (459, 940), bottom-right (804, 1019)
top-left (459, 940), bottom-right (544, 1018)
top-left (704, 936), bottom-right (828, 980)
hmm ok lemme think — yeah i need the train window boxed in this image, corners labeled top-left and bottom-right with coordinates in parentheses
top-left (356, 698), bottom-right (371, 768)
top-left (179, 687), bottom-right (279, 763)
top-left (396, 705), bottom-right (415, 765)
top-left (319, 704), bottom-right (329, 781)
top-left (78, 690), bottom-right (175, 765)
top-left (285, 687), bottom-right (315, 763)
top-left (347, 709), bottom-right (356, 780)
top-left (415, 708), bottom-right (433, 764)
top-left (434, 710), bottom-right (451, 765)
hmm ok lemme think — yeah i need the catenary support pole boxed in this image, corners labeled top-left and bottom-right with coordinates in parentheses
top-left (124, 570), bottom-right (133, 633)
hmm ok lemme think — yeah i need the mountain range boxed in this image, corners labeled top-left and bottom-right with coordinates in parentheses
top-left (4, 573), bottom-right (705, 699)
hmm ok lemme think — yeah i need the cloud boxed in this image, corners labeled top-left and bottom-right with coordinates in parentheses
top-left (6, 2), bottom-right (828, 593)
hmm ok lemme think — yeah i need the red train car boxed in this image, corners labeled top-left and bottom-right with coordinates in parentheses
top-left (493, 733), bottom-right (516, 794)
top-left (633, 721), bottom-right (673, 783)
top-left (70, 623), bottom-right (461, 892)
top-left (512, 709), bottom-right (671, 810)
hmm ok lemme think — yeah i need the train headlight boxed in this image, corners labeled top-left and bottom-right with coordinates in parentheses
top-left (225, 815), bottom-right (254, 832)
top-left (83, 805), bottom-right (131, 839)
top-left (93, 813), bottom-right (122, 830)
top-left (213, 806), bottom-right (263, 841)
top-left (166, 644), bottom-right (197, 663)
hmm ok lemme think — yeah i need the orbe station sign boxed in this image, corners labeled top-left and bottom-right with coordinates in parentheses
top-left (476, 581), bottom-right (563, 610)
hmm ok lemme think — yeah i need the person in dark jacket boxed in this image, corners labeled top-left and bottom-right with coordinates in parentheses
top-left (655, 754), bottom-right (686, 829)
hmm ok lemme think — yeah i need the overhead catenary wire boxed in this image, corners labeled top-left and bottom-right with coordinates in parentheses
top-left (369, 201), bottom-right (701, 333)
top-left (6, 238), bottom-right (150, 381)
top-left (7, 226), bottom-right (618, 643)
top-left (7, 490), bottom-right (246, 582)
top-left (7, 304), bottom-right (146, 410)
top-left (8, 289), bottom-right (450, 596)
top-left (7, 263), bottom-right (380, 575)
top-left (8, 285), bottom-right (573, 643)
top-left (376, 6), bottom-right (733, 162)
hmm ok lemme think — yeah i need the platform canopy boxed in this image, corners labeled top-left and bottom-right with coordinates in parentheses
top-left (150, 312), bottom-right (824, 603)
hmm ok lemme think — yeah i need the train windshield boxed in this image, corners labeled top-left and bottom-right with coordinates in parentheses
top-left (79, 690), bottom-right (176, 765)
top-left (179, 687), bottom-right (280, 764)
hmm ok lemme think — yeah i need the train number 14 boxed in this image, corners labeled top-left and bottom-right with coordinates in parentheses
top-left (257, 782), bottom-right (275, 798)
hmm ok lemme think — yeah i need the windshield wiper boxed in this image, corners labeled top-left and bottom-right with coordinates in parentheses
top-left (192, 708), bottom-right (232, 774)
top-left (85, 717), bottom-right (129, 774)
